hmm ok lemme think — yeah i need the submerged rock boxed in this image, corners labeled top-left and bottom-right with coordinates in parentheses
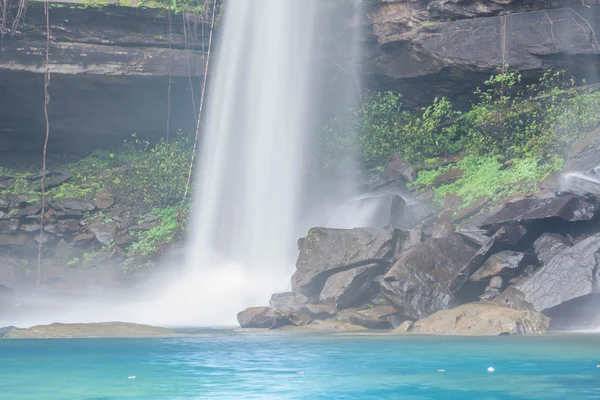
top-left (291, 227), bottom-right (399, 298)
top-left (3, 322), bottom-right (176, 339)
top-left (381, 235), bottom-right (477, 320)
top-left (499, 234), bottom-right (600, 312)
top-left (319, 264), bottom-right (378, 309)
top-left (404, 302), bottom-right (549, 336)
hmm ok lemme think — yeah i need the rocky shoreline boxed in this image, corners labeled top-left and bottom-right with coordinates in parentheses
top-left (238, 132), bottom-right (600, 336)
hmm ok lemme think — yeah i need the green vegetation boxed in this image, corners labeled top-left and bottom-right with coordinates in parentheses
top-left (128, 204), bottom-right (187, 257)
top-left (321, 69), bottom-right (600, 207)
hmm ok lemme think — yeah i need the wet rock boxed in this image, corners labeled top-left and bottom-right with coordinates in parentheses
top-left (90, 223), bottom-right (117, 246)
top-left (55, 219), bottom-right (80, 233)
top-left (19, 223), bottom-right (41, 233)
top-left (299, 304), bottom-right (337, 320)
top-left (237, 307), bottom-right (311, 329)
top-left (533, 233), bottom-right (572, 265)
top-left (17, 203), bottom-right (42, 217)
top-left (291, 227), bottom-right (399, 297)
top-left (335, 306), bottom-right (398, 329)
top-left (480, 195), bottom-right (592, 230)
top-left (433, 168), bottom-right (463, 186)
top-left (454, 224), bottom-right (528, 295)
top-left (381, 235), bottom-right (477, 320)
top-left (354, 194), bottom-right (407, 230)
top-left (429, 209), bottom-right (455, 239)
top-left (115, 234), bottom-right (137, 246)
top-left (453, 196), bottom-right (490, 223)
top-left (0, 195), bottom-right (9, 209)
top-left (382, 153), bottom-right (417, 183)
top-left (559, 174), bottom-right (600, 198)
top-left (49, 198), bottom-right (95, 212)
top-left (396, 320), bottom-right (414, 333)
top-left (470, 251), bottom-right (537, 282)
top-left (501, 234), bottom-right (600, 312)
top-left (489, 276), bottom-right (503, 290)
top-left (494, 287), bottom-right (536, 311)
top-left (455, 212), bottom-right (494, 246)
top-left (0, 234), bottom-right (30, 246)
top-left (8, 194), bottom-right (40, 207)
top-left (406, 302), bottom-right (549, 336)
top-left (565, 126), bottom-right (600, 174)
top-left (55, 239), bottom-right (74, 266)
top-left (444, 194), bottom-right (462, 210)
top-left (479, 286), bottom-right (501, 300)
top-left (269, 292), bottom-right (309, 312)
top-left (51, 210), bottom-right (84, 220)
top-left (94, 190), bottom-right (115, 210)
top-left (72, 233), bottom-right (94, 245)
top-left (0, 219), bottom-right (19, 233)
top-left (28, 170), bottom-right (73, 191)
top-left (319, 264), bottom-right (378, 309)
top-left (34, 232), bottom-right (53, 244)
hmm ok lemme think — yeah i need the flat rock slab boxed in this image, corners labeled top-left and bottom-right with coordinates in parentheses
top-left (3, 322), bottom-right (176, 339)
top-left (480, 195), bottom-right (592, 230)
top-left (404, 302), bottom-right (549, 336)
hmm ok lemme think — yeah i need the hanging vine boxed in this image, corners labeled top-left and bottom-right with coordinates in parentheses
top-left (178, 0), bottom-right (217, 221)
top-left (36, 0), bottom-right (50, 290)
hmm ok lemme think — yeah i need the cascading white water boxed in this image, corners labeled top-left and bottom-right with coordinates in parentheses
top-left (132, 0), bottom-right (321, 326)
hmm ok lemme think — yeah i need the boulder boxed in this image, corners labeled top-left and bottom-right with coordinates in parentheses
top-left (470, 251), bottom-right (538, 282)
top-left (49, 198), bottom-right (95, 212)
top-left (565, 126), bottom-right (600, 174)
top-left (319, 264), bottom-right (378, 309)
top-left (8, 194), bottom-right (40, 207)
top-left (455, 212), bottom-right (494, 246)
top-left (396, 320), bottom-right (414, 333)
top-left (335, 306), bottom-right (398, 329)
top-left (453, 196), bottom-right (489, 223)
top-left (381, 152), bottom-right (417, 183)
top-left (55, 239), bottom-right (74, 266)
top-left (405, 302), bottom-right (549, 336)
top-left (356, 194), bottom-right (407, 229)
top-left (489, 276), bottom-right (503, 290)
top-left (90, 223), bottom-right (117, 246)
top-left (498, 234), bottom-right (600, 312)
top-left (533, 233), bottom-right (572, 265)
top-left (453, 223), bottom-right (528, 296)
top-left (19, 224), bottom-right (41, 233)
top-left (428, 209), bottom-right (455, 239)
top-left (94, 190), bottom-right (115, 210)
top-left (480, 195), bottom-right (595, 230)
top-left (269, 292), bottom-right (309, 312)
top-left (236, 307), bottom-right (311, 329)
top-left (381, 235), bottom-right (477, 320)
top-left (0, 195), bottom-right (9, 209)
top-left (291, 227), bottom-right (400, 297)
top-left (479, 286), bottom-right (501, 300)
top-left (299, 304), bottom-right (338, 320)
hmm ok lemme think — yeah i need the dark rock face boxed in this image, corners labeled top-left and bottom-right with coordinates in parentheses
top-left (94, 191), bottom-right (115, 210)
top-left (381, 235), bottom-right (477, 320)
top-left (291, 227), bottom-right (400, 298)
top-left (367, 2), bottom-right (600, 104)
top-left (470, 251), bottom-right (537, 282)
top-left (503, 234), bottom-right (600, 312)
top-left (269, 292), bottom-right (310, 312)
top-left (319, 264), bottom-right (378, 309)
top-left (90, 223), bottom-right (117, 246)
top-left (533, 233), bottom-right (572, 265)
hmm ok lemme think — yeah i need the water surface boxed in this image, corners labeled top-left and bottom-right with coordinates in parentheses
top-left (1, 331), bottom-right (600, 399)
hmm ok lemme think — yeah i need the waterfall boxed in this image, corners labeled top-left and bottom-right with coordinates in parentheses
top-left (134, 0), bottom-right (321, 326)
